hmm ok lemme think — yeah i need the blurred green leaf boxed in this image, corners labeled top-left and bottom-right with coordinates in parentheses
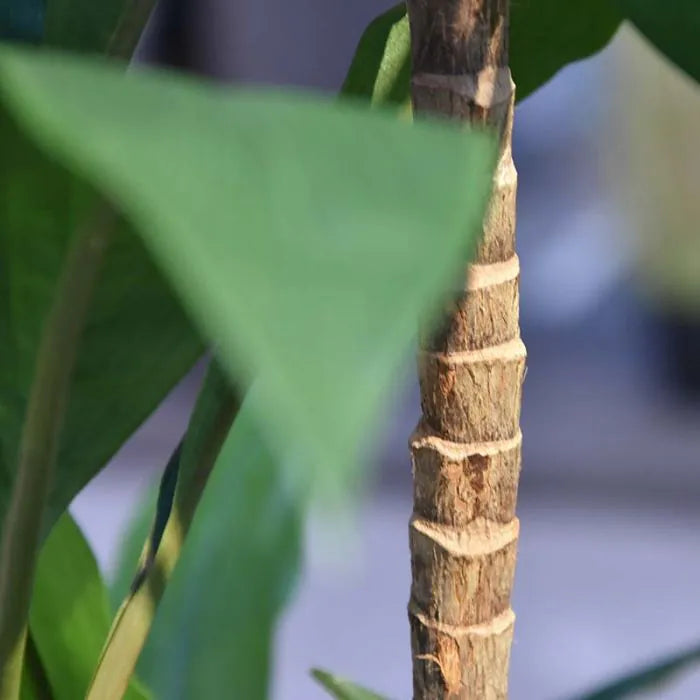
top-left (0, 99), bottom-right (202, 534)
top-left (43, 0), bottom-right (151, 56)
top-left (341, 3), bottom-right (410, 108)
top-left (344, 2), bottom-right (622, 106)
top-left (510, 0), bottom-right (622, 101)
top-left (125, 396), bottom-right (302, 699)
top-left (0, 47), bottom-right (496, 492)
top-left (572, 641), bottom-right (700, 700)
top-left (87, 361), bottom-right (239, 700)
top-left (0, 0), bottom-right (45, 43)
top-left (312, 669), bottom-right (388, 700)
top-left (617, 0), bottom-right (700, 84)
top-left (27, 513), bottom-right (149, 699)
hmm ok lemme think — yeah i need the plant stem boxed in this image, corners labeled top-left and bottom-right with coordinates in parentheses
top-left (87, 361), bottom-right (240, 700)
top-left (107, 0), bottom-right (159, 60)
top-left (0, 209), bottom-right (114, 700)
top-left (405, 1), bottom-right (524, 698)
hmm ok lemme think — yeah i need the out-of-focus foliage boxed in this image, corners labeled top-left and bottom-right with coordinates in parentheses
top-left (340, 4), bottom-right (410, 109)
top-left (0, 47), bottom-right (496, 496)
top-left (312, 668), bottom-right (387, 700)
top-left (27, 514), bottom-right (149, 699)
top-left (571, 639), bottom-right (700, 699)
top-left (605, 27), bottom-right (700, 314)
top-left (0, 0), bottom-right (45, 43)
top-left (116, 397), bottom-right (302, 699)
top-left (618, 0), bottom-right (700, 85)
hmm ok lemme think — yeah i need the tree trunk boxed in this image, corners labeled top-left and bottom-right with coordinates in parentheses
top-left (406, 1), bottom-right (524, 698)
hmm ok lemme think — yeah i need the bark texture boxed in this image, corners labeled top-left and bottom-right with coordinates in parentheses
top-left (406, 1), bottom-right (524, 698)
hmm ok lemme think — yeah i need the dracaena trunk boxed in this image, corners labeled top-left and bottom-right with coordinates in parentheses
top-left (405, 1), bottom-right (525, 698)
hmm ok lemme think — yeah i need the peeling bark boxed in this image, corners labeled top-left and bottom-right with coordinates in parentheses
top-left (406, 1), bottom-right (524, 697)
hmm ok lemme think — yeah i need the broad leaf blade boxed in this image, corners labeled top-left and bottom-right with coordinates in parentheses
top-left (510, 0), bottom-right (621, 101)
top-left (312, 669), bottom-right (387, 700)
top-left (0, 48), bottom-right (496, 491)
top-left (28, 513), bottom-right (149, 700)
top-left (125, 398), bottom-right (302, 699)
top-left (617, 0), bottom-right (700, 84)
top-left (573, 641), bottom-right (700, 700)
top-left (0, 103), bottom-right (202, 532)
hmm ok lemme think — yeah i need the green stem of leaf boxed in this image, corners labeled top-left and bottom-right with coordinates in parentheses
top-left (107, 0), bottom-right (159, 60)
top-left (0, 209), bottom-right (114, 700)
top-left (87, 362), bottom-right (240, 700)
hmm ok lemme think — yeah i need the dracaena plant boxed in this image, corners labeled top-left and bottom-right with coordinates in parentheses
top-left (0, 1), bottom-right (698, 699)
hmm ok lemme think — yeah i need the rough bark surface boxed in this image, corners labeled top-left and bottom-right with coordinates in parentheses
top-left (406, 1), bottom-right (524, 698)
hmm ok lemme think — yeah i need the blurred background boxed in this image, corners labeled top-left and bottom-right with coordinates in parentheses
top-left (69, 2), bottom-right (700, 698)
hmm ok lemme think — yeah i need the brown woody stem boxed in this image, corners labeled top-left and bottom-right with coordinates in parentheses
top-left (406, 1), bottom-right (524, 698)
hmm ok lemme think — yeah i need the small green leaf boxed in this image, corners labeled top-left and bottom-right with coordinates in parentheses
top-left (617, 0), bottom-right (700, 84)
top-left (572, 641), bottom-right (700, 700)
top-left (128, 396), bottom-right (302, 699)
top-left (341, 4), bottom-right (411, 109)
top-left (312, 668), bottom-right (387, 700)
top-left (28, 513), bottom-right (149, 699)
top-left (0, 48), bottom-right (496, 492)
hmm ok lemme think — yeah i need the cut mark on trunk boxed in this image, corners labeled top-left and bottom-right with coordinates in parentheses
top-left (422, 337), bottom-right (525, 365)
top-left (412, 68), bottom-right (513, 106)
top-left (411, 426), bottom-right (521, 457)
top-left (410, 515), bottom-right (518, 557)
top-left (467, 255), bottom-right (519, 290)
top-left (410, 605), bottom-right (515, 637)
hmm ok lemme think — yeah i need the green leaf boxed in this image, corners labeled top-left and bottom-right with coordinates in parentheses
top-left (510, 0), bottom-right (622, 101)
top-left (341, 3), bottom-right (411, 109)
top-left (617, 0), bottom-right (700, 84)
top-left (0, 47), bottom-right (496, 491)
top-left (43, 0), bottom-right (148, 56)
top-left (342, 2), bottom-right (622, 106)
top-left (0, 102), bottom-right (202, 533)
top-left (87, 361), bottom-right (239, 700)
top-left (312, 668), bottom-right (387, 700)
top-left (572, 641), bottom-right (700, 699)
top-left (0, 0), bottom-right (45, 43)
top-left (27, 513), bottom-right (149, 699)
top-left (129, 396), bottom-right (302, 699)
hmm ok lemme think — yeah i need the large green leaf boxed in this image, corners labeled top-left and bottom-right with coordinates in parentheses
top-left (27, 513), bottom-right (149, 699)
top-left (0, 47), bottom-right (496, 491)
top-left (312, 669), bottom-right (387, 700)
top-left (0, 99), bottom-right (202, 532)
top-left (617, 0), bottom-right (700, 84)
top-left (343, 2), bottom-right (622, 106)
top-left (119, 397), bottom-right (302, 699)
top-left (510, 0), bottom-right (622, 101)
